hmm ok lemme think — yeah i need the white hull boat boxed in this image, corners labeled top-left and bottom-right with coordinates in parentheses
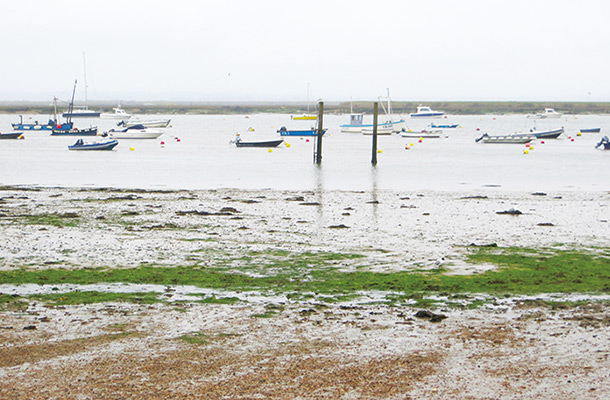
top-left (527, 108), bottom-right (562, 119)
top-left (105, 126), bottom-right (164, 139)
top-left (410, 105), bottom-right (444, 118)
top-left (118, 119), bottom-right (171, 128)
top-left (100, 106), bottom-right (131, 119)
top-left (400, 129), bottom-right (444, 138)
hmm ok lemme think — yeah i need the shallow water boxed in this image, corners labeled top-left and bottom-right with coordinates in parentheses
top-left (1, 113), bottom-right (608, 192)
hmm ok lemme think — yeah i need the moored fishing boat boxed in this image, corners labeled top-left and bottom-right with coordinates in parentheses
top-left (340, 91), bottom-right (405, 133)
top-left (68, 138), bottom-right (118, 151)
top-left (52, 81), bottom-right (98, 136)
top-left (12, 98), bottom-right (65, 131)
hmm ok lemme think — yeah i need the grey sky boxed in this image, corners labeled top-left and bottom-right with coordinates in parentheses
top-left (2, 0), bottom-right (609, 102)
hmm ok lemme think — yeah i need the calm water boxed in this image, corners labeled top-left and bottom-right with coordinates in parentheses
top-left (1, 112), bottom-right (608, 192)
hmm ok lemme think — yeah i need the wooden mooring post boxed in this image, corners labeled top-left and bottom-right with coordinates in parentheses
top-left (371, 102), bottom-right (378, 165)
top-left (314, 101), bottom-right (324, 164)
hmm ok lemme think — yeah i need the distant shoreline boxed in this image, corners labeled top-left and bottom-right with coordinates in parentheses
top-left (2, 101), bottom-right (610, 115)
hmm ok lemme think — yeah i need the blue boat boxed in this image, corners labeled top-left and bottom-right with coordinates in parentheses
top-left (12, 98), bottom-right (72, 131)
top-left (52, 81), bottom-right (97, 136)
top-left (580, 128), bottom-right (601, 133)
top-left (68, 138), bottom-right (118, 151)
top-left (277, 126), bottom-right (327, 136)
top-left (430, 123), bottom-right (459, 129)
top-left (595, 136), bottom-right (610, 150)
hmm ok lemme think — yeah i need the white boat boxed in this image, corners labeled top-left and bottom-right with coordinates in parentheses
top-left (400, 129), bottom-right (444, 138)
top-left (410, 105), bottom-right (444, 118)
top-left (100, 105), bottom-right (131, 119)
top-left (105, 125), bottom-right (164, 139)
top-left (527, 108), bottom-right (562, 119)
top-left (62, 54), bottom-right (101, 118)
top-left (475, 133), bottom-right (536, 144)
top-left (118, 119), bottom-right (171, 128)
top-left (340, 91), bottom-right (405, 133)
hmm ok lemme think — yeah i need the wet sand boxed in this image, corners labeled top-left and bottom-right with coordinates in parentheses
top-left (1, 186), bottom-right (609, 399)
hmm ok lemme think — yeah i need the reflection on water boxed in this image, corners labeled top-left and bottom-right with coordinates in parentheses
top-left (0, 113), bottom-right (608, 193)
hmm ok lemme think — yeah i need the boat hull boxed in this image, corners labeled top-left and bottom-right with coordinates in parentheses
top-left (235, 139), bottom-right (284, 148)
top-left (0, 132), bottom-right (25, 139)
top-left (410, 112), bottom-right (444, 118)
top-left (476, 134), bottom-right (535, 144)
top-left (580, 128), bottom-right (601, 133)
top-left (62, 111), bottom-right (101, 118)
top-left (400, 129), bottom-right (443, 138)
top-left (51, 127), bottom-right (99, 136)
top-left (107, 129), bottom-right (163, 139)
top-left (528, 127), bottom-right (564, 139)
top-left (291, 115), bottom-right (317, 120)
top-left (12, 119), bottom-right (58, 131)
top-left (68, 139), bottom-right (118, 151)
top-left (278, 128), bottom-right (327, 136)
top-left (119, 119), bottom-right (171, 128)
top-left (340, 120), bottom-right (404, 134)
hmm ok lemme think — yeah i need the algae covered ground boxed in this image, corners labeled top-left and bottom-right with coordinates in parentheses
top-left (1, 186), bottom-right (609, 399)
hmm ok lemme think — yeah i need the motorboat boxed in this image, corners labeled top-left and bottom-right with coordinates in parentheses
top-left (475, 133), bottom-right (536, 144)
top-left (68, 138), bottom-right (118, 151)
top-left (118, 119), bottom-right (171, 128)
top-left (410, 105), bottom-right (444, 118)
top-left (277, 126), bottom-right (326, 136)
top-left (105, 125), bottom-right (164, 139)
top-left (526, 108), bottom-right (562, 119)
top-left (527, 127), bottom-right (564, 139)
top-left (100, 105), bottom-right (131, 119)
top-left (400, 129), bottom-right (444, 138)
top-left (291, 114), bottom-right (317, 120)
top-left (595, 136), bottom-right (610, 150)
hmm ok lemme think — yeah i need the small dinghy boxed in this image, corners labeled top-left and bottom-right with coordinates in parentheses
top-left (595, 136), bottom-right (610, 150)
top-left (0, 131), bottom-right (25, 139)
top-left (475, 133), bottom-right (536, 144)
top-left (231, 135), bottom-right (283, 148)
top-left (68, 138), bottom-right (119, 151)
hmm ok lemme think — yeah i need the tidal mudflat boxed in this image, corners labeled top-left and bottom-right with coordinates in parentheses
top-left (1, 186), bottom-right (609, 399)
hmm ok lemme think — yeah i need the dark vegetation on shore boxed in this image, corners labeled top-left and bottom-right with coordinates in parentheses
top-left (2, 101), bottom-right (610, 115)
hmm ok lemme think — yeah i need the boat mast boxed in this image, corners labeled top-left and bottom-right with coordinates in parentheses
top-left (67, 80), bottom-right (77, 124)
top-left (83, 52), bottom-right (88, 110)
top-left (306, 82), bottom-right (310, 114)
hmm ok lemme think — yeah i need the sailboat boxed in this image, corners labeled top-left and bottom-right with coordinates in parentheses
top-left (291, 83), bottom-right (317, 120)
top-left (62, 53), bottom-right (100, 118)
top-left (341, 90), bottom-right (405, 134)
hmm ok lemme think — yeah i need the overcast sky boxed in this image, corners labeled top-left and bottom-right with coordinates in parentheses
top-left (2, 0), bottom-right (609, 103)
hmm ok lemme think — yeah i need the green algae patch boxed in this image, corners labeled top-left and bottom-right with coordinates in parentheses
top-left (30, 291), bottom-right (164, 305)
top-left (18, 212), bottom-right (81, 228)
top-left (1, 247), bottom-right (608, 306)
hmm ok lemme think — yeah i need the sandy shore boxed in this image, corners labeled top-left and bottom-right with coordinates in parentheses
top-left (1, 186), bottom-right (609, 399)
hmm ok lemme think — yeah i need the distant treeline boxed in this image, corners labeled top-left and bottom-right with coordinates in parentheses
top-left (2, 101), bottom-right (610, 115)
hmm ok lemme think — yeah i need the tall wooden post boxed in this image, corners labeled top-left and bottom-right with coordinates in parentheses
top-left (371, 102), bottom-right (378, 165)
top-left (315, 101), bottom-right (324, 164)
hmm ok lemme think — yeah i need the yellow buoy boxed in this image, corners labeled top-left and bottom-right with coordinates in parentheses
top-left (285, 142), bottom-right (291, 148)
top-left (577, 132), bottom-right (582, 136)
top-left (268, 148), bottom-right (272, 152)
top-left (529, 146), bottom-right (534, 150)
top-left (524, 150), bottom-right (529, 154)
top-left (130, 147), bottom-right (135, 151)
top-left (378, 149), bottom-right (382, 153)
top-left (410, 143), bottom-right (414, 147)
